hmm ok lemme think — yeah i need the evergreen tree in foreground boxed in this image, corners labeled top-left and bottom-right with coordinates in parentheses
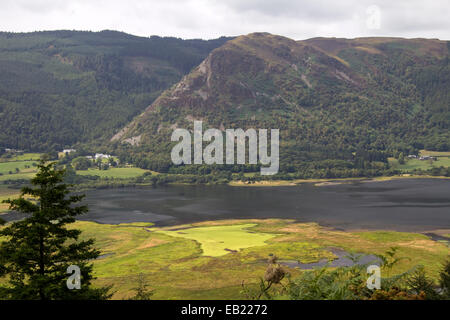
top-left (0, 160), bottom-right (112, 300)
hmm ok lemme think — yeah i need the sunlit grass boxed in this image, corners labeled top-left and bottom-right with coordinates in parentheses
top-left (2, 219), bottom-right (449, 299)
top-left (156, 224), bottom-right (278, 257)
top-left (76, 167), bottom-right (149, 178)
top-left (388, 157), bottom-right (450, 171)
top-left (0, 187), bottom-right (21, 213)
top-left (0, 160), bottom-right (38, 174)
top-left (0, 153), bottom-right (42, 162)
top-left (76, 220), bottom-right (450, 299)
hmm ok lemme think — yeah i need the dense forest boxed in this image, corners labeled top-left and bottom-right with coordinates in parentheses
top-left (0, 30), bottom-right (232, 151)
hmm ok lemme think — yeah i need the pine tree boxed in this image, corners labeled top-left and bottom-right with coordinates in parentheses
top-left (0, 160), bottom-right (112, 300)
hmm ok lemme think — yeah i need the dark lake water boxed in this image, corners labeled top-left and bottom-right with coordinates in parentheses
top-left (3, 179), bottom-right (450, 231)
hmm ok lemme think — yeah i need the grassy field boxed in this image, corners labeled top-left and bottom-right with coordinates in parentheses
top-left (1, 218), bottom-right (448, 299)
top-left (76, 167), bottom-right (150, 178)
top-left (0, 187), bottom-right (21, 213)
top-left (59, 219), bottom-right (450, 299)
top-left (0, 154), bottom-right (41, 185)
top-left (157, 224), bottom-right (278, 256)
top-left (388, 157), bottom-right (450, 171)
top-left (0, 159), bottom-right (38, 185)
top-left (387, 149), bottom-right (450, 172)
top-left (0, 171), bottom-right (36, 182)
top-left (0, 154), bottom-right (149, 182)
top-left (0, 160), bottom-right (38, 175)
top-left (0, 154), bottom-right (154, 195)
top-left (0, 153), bottom-right (41, 162)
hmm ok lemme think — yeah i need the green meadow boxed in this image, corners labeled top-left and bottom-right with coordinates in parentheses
top-left (0, 153), bottom-right (41, 162)
top-left (0, 156), bottom-right (40, 184)
top-left (157, 224), bottom-right (278, 257)
top-left (0, 160), bottom-right (38, 175)
top-left (387, 149), bottom-right (450, 172)
top-left (64, 219), bottom-right (450, 299)
top-left (1, 211), bottom-right (449, 299)
top-left (389, 157), bottom-right (450, 171)
top-left (76, 167), bottom-right (150, 179)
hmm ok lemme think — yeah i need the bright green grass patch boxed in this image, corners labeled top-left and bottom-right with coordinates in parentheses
top-left (76, 167), bottom-right (149, 179)
top-left (0, 160), bottom-right (38, 174)
top-left (9, 153), bottom-right (42, 161)
top-left (156, 224), bottom-right (278, 257)
top-left (388, 157), bottom-right (450, 171)
top-left (0, 153), bottom-right (41, 162)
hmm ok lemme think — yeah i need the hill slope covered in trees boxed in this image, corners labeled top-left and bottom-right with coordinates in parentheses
top-left (112, 33), bottom-right (449, 177)
top-left (0, 30), bottom-right (231, 151)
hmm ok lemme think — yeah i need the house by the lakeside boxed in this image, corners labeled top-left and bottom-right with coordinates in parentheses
top-left (95, 153), bottom-right (112, 160)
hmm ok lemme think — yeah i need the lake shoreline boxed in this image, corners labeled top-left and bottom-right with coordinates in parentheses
top-left (2, 178), bottom-right (449, 235)
top-left (227, 175), bottom-right (450, 187)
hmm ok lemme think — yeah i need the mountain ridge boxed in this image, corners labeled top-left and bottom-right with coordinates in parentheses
top-left (110, 32), bottom-right (449, 175)
top-left (0, 30), bottom-right (448, 177)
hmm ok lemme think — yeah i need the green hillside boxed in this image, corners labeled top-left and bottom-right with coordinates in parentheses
top-left (1, 31), bottom-right (449, 179)
top-left (0, 30), bottom-right (232, 151)
top-left (112, 33), bottom-right (450, 178)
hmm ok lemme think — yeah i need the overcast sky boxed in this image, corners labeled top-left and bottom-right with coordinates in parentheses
top-left (0, 0), bottom-right (449, 40)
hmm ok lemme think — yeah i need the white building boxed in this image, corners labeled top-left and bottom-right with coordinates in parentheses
top-left (62, 149), bottom-right (76, 154)
top-left (95, 153), bottom-right (112, 160)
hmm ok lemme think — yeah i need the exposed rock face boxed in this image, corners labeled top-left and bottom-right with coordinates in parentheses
top-left (123, 135), bottom-right (142, 146)
top-left (113, 33), bottom-right (364, 141)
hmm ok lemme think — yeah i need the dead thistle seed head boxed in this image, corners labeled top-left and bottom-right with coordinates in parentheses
top-left (264, 265), bottom-right (285, 284)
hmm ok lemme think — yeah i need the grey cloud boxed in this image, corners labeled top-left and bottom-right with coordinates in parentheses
top-left (213, 0), bottom-right (352, 20)
top-left (0, 0), bottom-right (448, 40)
top-left (378, 1), bottom-right (450, 34)
top-left (6, 0), bottom-right (70, 14)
